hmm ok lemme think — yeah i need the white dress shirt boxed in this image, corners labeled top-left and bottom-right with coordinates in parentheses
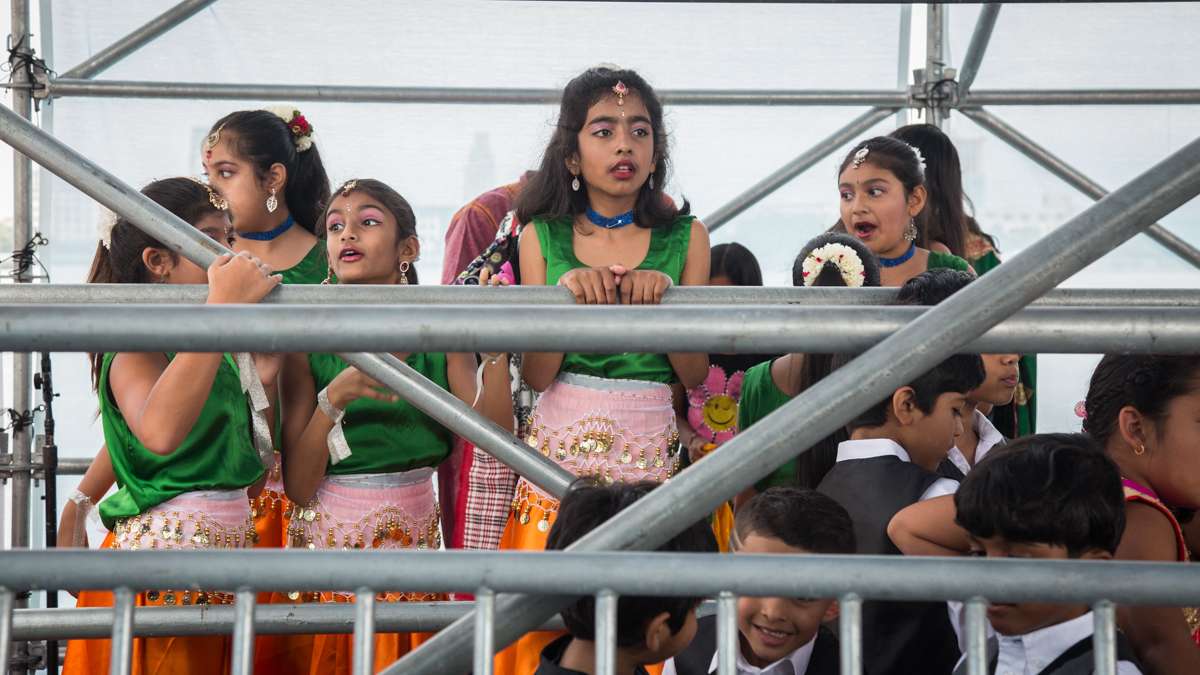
top-left (945, 409), bottom-right (1005, 478)
top-left (835, 438), bottom-right (959, 501)
top-left (954, 612), bottom-right (1142, 675)
top-left (662, 633), bottom-right (817, 675)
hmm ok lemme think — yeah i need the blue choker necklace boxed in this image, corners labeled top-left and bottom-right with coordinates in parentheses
top-left (585, 207), bottom-right (635, 229)
top-left (237, 215), bottom-right (294, 241)
top-left (878, 242), bottom-right (916, 268)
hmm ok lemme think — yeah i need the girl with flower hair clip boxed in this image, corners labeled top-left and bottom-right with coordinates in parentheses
top-left (63, 178), bottom-right (281, 675)
top-left (496, 64), bottom-right (711, 675)
top-left (736, 232), bottom-right (882, 500)
top-left (837, 136), bottom-right (972, 287)
top-left (267, 178), bottom-right (513, 674)
top-left (201, 106), bottom-right (332, 549)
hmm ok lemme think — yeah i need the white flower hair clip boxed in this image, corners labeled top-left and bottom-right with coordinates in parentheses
top-left (263, 105), bottom-right (315, 152)
top-left (97, 209), bottom-right (118, 250)
top-left (801, 242), bottom-right (867, 287)
top-left (907, 143), bottom-right (927, 175)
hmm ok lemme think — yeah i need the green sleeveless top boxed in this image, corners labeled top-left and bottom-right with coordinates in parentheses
top-left (97, 353), bottom-right (266, 529)
top-left (926, 250), bottom-right (973, 274)
top-left (308, 352), bottom-right (452, 475)
top-left (534, 215), bottom-right (694, 383)
top-left (279, 240), bottom-right (329, 285)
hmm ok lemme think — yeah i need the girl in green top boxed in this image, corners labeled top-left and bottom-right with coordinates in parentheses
top-left (497, 66), bottom-right (711, 675)
top-left (63, 178), bottom-right (281, 675)
top-left (277, 178), bottom-right (512, 672)
top-left (202, 106), bottom-right (335, 559)
top-left (837, 136), bottom-right (973, 287)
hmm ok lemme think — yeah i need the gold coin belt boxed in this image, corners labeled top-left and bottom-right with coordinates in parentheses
top-left (286, 501), bottom-right (441, 552)
top-left (524, 414), bottom-right (681, 485)
top-left (510, 481), bottom-right (560, 534)
top-left (113, 510), bottom-right (257, 551)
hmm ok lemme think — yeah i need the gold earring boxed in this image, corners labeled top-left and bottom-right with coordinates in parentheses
top-left (321, 265), bottom-right (334, 285)
top-left (399, 260), bottom-right (411, 285)
top-left (1135, 443), bottom-right (1147, 456)
top-left (904, 218), bottom-right (919, 243)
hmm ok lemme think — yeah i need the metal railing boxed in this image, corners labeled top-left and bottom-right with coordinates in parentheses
top-left (2, 550), bottom-right (1199, 675)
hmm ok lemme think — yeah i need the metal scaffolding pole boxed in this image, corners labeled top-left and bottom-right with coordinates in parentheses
top-left (705, 107), bottom-right (896, 232)
top-left (965, 89), bottom-right (1200, 106)
top-left (59, 0), bottom-right (218, 80)
top-left (2, 550), bottom-right (1199, 607)
top-left (0, 100), bottom-right (572, 499)
top-left (41, 79), bottom-right (910, 106)
top-left (0, 304), bottom-right (1195, 355)
top-left (3, 284), bottom-right (1199, 307)
top-left (10, 602), bottom-right (570, 640)
top-left (7, 0), bottom-right (35, 671)
top-left (923, 3), bottom-right (947, 126)
top-left (957, 3), bottom-right (1002, 92)
top-left (386, 137), bottom-right (1200, 675)
top-left (960, 106), bottom-right (1200, 271)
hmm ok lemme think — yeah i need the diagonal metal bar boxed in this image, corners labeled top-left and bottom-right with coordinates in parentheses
top-left (339, 353), bottom-right (570, 497)
top-left (0, 99), bottom-right (571, 498)
top-left (960, 106), bottom-right (1200, 270)
top-left (705, 107), bottom-right (897, 232)
top-left (60, 0), bottom-right (217, 80)
top-left (384, 137), bottom-right (1200, 675)
top-left (957, 3), bottom-right (1002, 92)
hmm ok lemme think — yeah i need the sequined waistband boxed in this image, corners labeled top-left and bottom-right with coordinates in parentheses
top-left (287, 475), bottom-right (440, 551)
top-left (112, 489), bottom-right (256, 551)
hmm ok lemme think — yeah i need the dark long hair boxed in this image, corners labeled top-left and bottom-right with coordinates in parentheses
top-left (788, 233), bottom-right (882, 487)
top-left (890, 124), bottom-right (968, 257)
top-left (515, 66), bottom-right (689, 228)
top-left (208, 109), bottom-right (331, 234)
top-left (1082, 355), bottom-right (1200, 451)
top-left (86, 177), bottom-right (223, 389)
top-left (710, 242), bottom-right (762, 286)
top-left (324, 178), bottom-right (419, 284)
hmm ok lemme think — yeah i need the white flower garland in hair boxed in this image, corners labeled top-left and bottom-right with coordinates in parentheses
top-left (801, 242), bottom-right (867, 287)
top-left (263, 105), bottom-right (315, 152)
top-left (906, 143), bottom-right (927, 175)
top-left (97, 208), bottom-right (118, 250)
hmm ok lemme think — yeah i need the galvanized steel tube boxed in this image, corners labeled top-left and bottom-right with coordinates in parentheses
top-left (595, 591), bottom-right (618, 675)
top-left (110, 588), bottom-right (134, 675)
top-left (705, 107), bottom-right (897, 232)
top-left (957, 4), bottom-right (1002, 91)
top-left (1093, 601), bottom-right (1117, 675)
top-left (964, 598), bottom-right (988, 675)
top-left (353, 589), bottom-right (376, 675)
top-left (4, 284), bottom-right (1199, 307)
top-left (1, 304), bottom-right (1197, 355)
top-left (231, 590), bottom-right (256, 675)
top-left (473, 589), bottom-right (495, 675)
top-left (716, 592), bottom-right (737, 675)
top-left (839, 594), bottom-right (862, 675)
top-left (59, 0), bottom-right (217, 79)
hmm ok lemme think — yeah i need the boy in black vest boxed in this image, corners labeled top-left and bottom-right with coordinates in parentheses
top-left (948, 435), bottom-right (1141, 673)
top-left (534, 481), bottom-right (718, 675)
top-left (816, 348), bottom-right (985, 674)
top-left (664, 487), bottom-right (851, 675)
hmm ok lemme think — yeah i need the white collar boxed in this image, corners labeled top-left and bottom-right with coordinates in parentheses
top-left (707, 633), bottom-right (816, 675)
top-left (835, 438), bottom-right (911, 464)
top-left (996, 611), bottom-right (1095, 674)
top-left (946, 409), bottom-right (1005, 476)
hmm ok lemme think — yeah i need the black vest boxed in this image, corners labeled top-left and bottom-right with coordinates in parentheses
top-left (950, 631), bottom-right (1140, 675)
top-left (817, 456), bottom-right (962, 675)
top-left (670, 615), bottom-right (839, 675)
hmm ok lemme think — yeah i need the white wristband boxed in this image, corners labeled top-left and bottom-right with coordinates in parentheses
top-left (318, 387), bottom-right (352, 465)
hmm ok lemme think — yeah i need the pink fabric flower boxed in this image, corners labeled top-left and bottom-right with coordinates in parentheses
top-left (687, 365), bottom-right (745, 445)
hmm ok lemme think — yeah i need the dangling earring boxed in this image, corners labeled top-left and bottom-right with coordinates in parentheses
top-left (904, 218), bottom-right (918, 243)
top-left (648, 173), bottom-right (655, 190)
top-left (571, 175), bottom-right (581, 192)
top-left (266, 189), bottom-right (279, 214)
top-left (321, 265), bottom-right (334, 285)
top-left (399, 260), bottom-right (411, 285)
